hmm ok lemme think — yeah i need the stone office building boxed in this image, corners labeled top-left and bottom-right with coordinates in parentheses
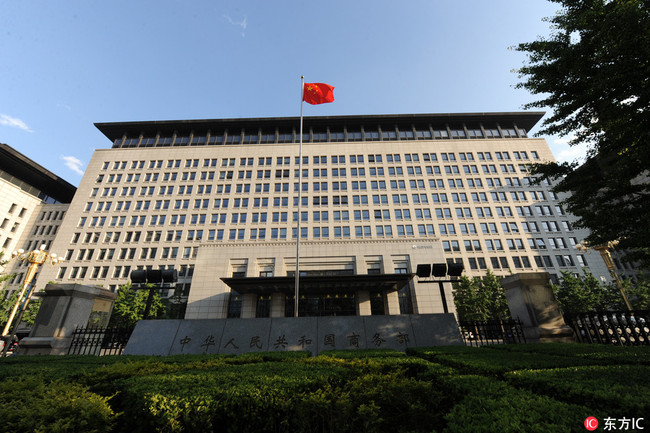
top-left (30, 112), bottom-right (611, 319)
top-left (0, 143), bottom-right (74, 283)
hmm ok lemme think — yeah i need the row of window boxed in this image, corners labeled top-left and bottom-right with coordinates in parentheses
top-left (97, 164), bottom-right (537, 185)
top-left (63, 233), bottom-right (579, 266)
top-left (1, 204), bottom-right (29, 238)
top-left (31, 224), bottom-right (59, 236)
top-left (114, 127), bottom-right (530, 149)
top-left (82, 189), bottom-right (560, 216)
top-left (76, 207), bottom-right (575, 236)
top-left (90, 176), bottom-right (553, 204)
top-left (55, 251), bottom-right (584, 287)
top-left (101, 150), bottom-right (541, 172)
top-left (79, 204), bottom-right (566, 226)
top-left (466, 254), bottom-right (586, 271)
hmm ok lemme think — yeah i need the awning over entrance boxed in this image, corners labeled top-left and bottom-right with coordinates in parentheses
top-left (220, 273), bottom-right (414, 296)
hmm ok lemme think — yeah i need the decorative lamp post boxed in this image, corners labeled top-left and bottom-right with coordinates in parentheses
top-left (1, 245), bottom-right (61, 356)
top-left (575, 240), bottom-right (632, 311)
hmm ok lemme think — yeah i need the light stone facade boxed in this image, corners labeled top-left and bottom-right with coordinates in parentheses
top-left (25, 113), bottom-right (612, 318)
top-left (1, 143), bottom-right (74, 288)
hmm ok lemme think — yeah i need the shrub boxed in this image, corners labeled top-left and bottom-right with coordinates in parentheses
top-left (319, 348), bottom-right (406, 359)
top-left (484, 342), bottom-right (650, 365)
top-left (505, 365), bottom-right (650, 417)
top-left (428, 348), bottom-right (599, 376)
top-left (112, 360), bottom-right (448, 433)
top-left (440, 375), bottom-right (601, 433)
top-left (0, 376), bottom-right (114, 433)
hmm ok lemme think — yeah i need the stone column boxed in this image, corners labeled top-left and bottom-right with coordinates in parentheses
top-left (501, 272), bottom-right (574, 343)
top-left (270, 293), bottom-right (286, 318)
top-left (384, 290), bottom-right (401, 315)
top-left (357, 290), bottom-right (372, 316)
top-left (240, 293), bottom-right (258, 318)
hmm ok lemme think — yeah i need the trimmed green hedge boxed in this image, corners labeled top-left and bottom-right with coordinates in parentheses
top-left (0, 376), bottom-right (115, 433)
top-left (412, 347), bottom-right (600, 376)
top-left (505, 365), bottom-right (650, 417)
top-left (440, 375), bottom-right (601, 433)
top-left (1, 344), bottom-right (648, 432)
top-left (483, 342), bottom-right (650, 365)
top-left (114, 361), bottom-right (447, 433)
top-left (319, 348), bottom-right (407, 358)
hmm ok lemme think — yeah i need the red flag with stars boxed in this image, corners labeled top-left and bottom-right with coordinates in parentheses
top-left (303, 82), bottom-right (335, 105)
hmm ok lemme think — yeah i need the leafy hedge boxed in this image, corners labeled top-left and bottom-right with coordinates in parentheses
top-left (408, 346), bottom-right (600, 376)
top-left (482, 342), bottom-right (650, 365)
top-left (113, 360), bottom-right (447, 433)
top-left (440, 375), bottom-right (601, 433)
top-left (0, 376), bottom-right (115, 433)
top-left (1, 344), bottom-right (648, 432)
top-left (505, 365), bottom-right (650, 417)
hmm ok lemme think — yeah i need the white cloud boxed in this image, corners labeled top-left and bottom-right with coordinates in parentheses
top-left (223, 14), bottom-right (247, 37)
top-left (552, 134), bottom-right (589, 164)
top-left (61, 155), bottom-right (85, 175)
top-left (0, 113), bottom-right (33, 132)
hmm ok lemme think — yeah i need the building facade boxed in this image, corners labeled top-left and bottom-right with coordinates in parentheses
top-left (26, 112), bottom-right (613, 318)
top-left (0, 143), bottom-right (75, 286)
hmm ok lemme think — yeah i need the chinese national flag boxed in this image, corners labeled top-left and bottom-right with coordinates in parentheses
top-left (303, 82), bottom-right (335, 105)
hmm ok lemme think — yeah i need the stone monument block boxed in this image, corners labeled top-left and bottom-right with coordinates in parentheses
top-left (502, 272), bottom-right (574, 342)
top-left (220, 318), bottom-right (272, 355)
top-left (316, 316), bottom-right (366, 352)
top-left (362, 315), bottom-right (414, 351)
top-left (269, 317), bottom-right (319, 353)
top-left (125, 320), bottom-right (184, 356)
top-left (409, 314), bottom-right (464, 347)
top-left (19, 283), bottom-right (117, 355)
top-left (123, 313), bottom-right (464, 356)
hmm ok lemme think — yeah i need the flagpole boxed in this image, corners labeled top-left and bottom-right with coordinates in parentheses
top-left (295, 76), bottom-right (305, 318)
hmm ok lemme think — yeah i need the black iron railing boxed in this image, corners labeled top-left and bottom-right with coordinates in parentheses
top-left (458, 319), bottom-right (526, 346)
top-left (564, 310), bottom-right (650, 346)
top-left (67, 326), bottom-right (134, 355)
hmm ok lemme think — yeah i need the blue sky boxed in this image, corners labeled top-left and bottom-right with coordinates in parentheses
top-left (1, 0), bottom-right (582, 186)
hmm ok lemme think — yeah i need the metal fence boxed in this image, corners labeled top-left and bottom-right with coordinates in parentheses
top-left (564, 310), bottom-right (650, 346)
top-left (458, 319), bottom-right (526, 346)
top-left (67, 326), bottom-right (134, 355)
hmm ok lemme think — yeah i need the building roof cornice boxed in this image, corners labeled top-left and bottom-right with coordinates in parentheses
top-left (94, 111), bottom-right (545, 142)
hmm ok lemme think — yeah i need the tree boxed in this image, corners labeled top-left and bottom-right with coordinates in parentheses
top-left (611, 277), bottom-right (650, 310)
top-left (0, 251), bottom-right (44, 329)
top-left (107, 284), bottom-right (165, 328)
top-left (452, 270), bottom-right (511, 322)
top-left (551, 270), bottom-right (609, 315)
top-left (515, 0), bottom-right (650, 265)
top-left (0, 251), bottom-right (16, 328)
top-left (552, 270), bottom-right (650, 314)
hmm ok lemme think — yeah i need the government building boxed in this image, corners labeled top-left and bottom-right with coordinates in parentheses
top-left (0, 143), bottom-right (75, 274)
top-left (5, 112), bottom-right (614, 319)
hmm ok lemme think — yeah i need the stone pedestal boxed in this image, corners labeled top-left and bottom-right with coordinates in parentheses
top-left (501, 272), bottom-right (574, 343)
top-left (18, 283), bottom-right (117, 355)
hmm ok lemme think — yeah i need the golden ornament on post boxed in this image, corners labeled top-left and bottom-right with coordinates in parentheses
top-left (575, 240), bottom-right (632, 311)
top-left (1, 245), bottom-right (62, 357)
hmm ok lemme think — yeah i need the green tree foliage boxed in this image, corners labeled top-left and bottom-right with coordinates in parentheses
top-left (552, 270), bottom-right (650, 314)
top-left (551, 271), bottom-right (610, 315)
top-left (622, 277), bottom-right (650, 310)
top-left (0, 251), bottom-right (17, 328)
top-left (515, 0), bottom-right (650, 265)
top-left (0, 251), bottom-right (46, 329)
top-left (107, 284), bottom-right (166, 328)
top-left (452, 270), bottom-right (511, 322)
